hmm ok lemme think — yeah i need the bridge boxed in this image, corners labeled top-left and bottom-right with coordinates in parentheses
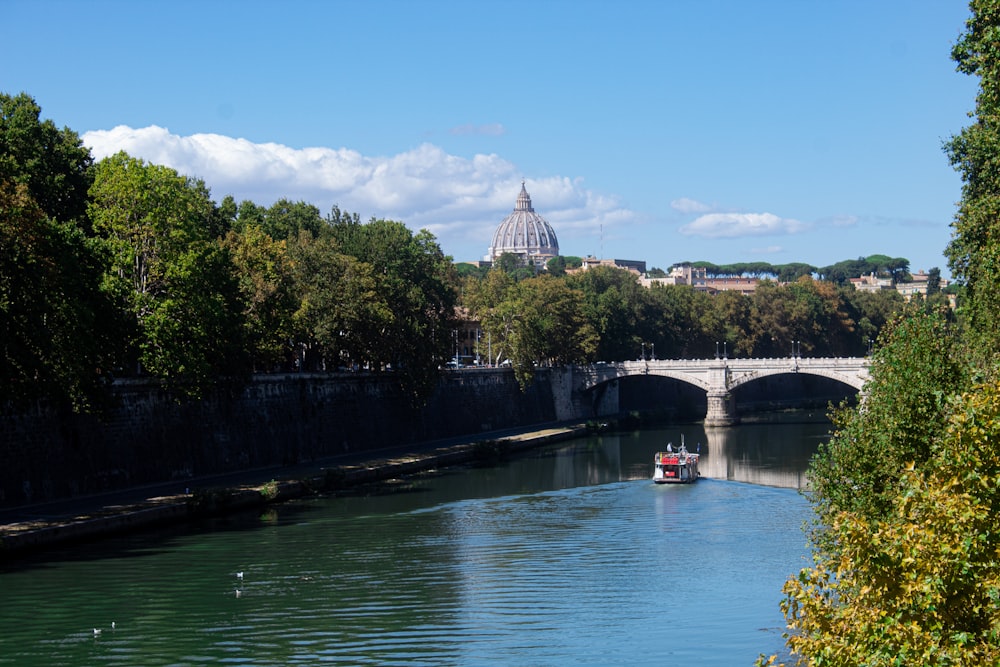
top-left (572, 357), bottom-right (870, 426)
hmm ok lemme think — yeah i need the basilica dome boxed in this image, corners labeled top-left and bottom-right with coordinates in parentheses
top-left (487, 182), bottom-right (559, 265)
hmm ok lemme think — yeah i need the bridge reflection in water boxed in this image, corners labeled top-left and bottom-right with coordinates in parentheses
top-left (582, 415), bottom-right (831, 490)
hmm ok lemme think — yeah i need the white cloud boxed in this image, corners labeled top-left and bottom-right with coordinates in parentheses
top-left (670, 197), bottom-right (712, 214)
top-left (678, 212), bottom-right (808, 238)
top-left (81, 125), bottom-right (635, 260)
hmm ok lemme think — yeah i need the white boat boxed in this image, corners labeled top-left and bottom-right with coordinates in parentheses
top-left (652, 438), bottom-right (700, 484)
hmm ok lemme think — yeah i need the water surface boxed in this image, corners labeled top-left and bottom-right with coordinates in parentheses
top-left (0, 418), bottom-right (828, 666)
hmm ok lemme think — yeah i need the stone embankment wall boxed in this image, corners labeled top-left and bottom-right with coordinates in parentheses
top-left (0, 369), bottom-right (565, 508)
top-left (0, 367), bottom-right (851, 509)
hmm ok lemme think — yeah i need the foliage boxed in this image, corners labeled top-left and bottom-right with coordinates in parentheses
top-left (327, 218), bottom-right (458, 401)
top-left (779, 380), bottom-right (1000, 666)
top-left (0, 92), bottom-right (94, 226)
top-left (808, 308), bottom-right (965, 528)
top-left (221, 225), bottom-right (298, 371)
top-left (0, 180), bottom-right (118, 410)
top-left (566, 266), bottom-right (650, 361)
top-left (945, 0), bottom-right (1000, 365)
top-left (818, 255), bottom-right (911, 285)
top-left (287, 231), bottom-right (389, 371)
top-left (139, 242), bottom-right (250, 392)
top-left (89, 152), bottom-right (251, 395)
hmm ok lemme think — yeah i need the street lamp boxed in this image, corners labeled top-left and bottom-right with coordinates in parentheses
top-left (651, 343), bottom-right (655, 360)
top-left (715, 341), bottom-right (720, 359)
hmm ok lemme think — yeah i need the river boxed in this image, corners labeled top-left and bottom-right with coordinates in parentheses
top-left (0, 414), bottom-right (830, 666)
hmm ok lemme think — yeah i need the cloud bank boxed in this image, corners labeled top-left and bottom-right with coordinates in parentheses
top-left (81, 125), bottom-right (634, 261)
top-left (81, 126), bottom-right (819, 262)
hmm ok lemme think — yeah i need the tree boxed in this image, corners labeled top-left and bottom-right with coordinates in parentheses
top-left (140, 242), bottom-right (250, 391)
top-left (462, 268), bottom-right (517, 366)
top-left (89, 152), bottom-right (250, 393)
top-left (505, 275), bottom-right (597, 388)
top-left (779, 380), bottom-right (1000, 666)
top-left (221, 225), bottom-right (298, 371)
top-left (0, 179), bottom-right (119, 410)
top-left (945, 0), bottom-right (1000, 360)
top-left (808, 309), bottom-right (965, 527)
top-left (927, 266), bottom-right (942, 295)
top-left (287, 232), bottom-right (389, 372)
top-left (263, 199), bottom-right (323, 240)
top-left (566, 266), bottom-right (648, 361)
top-left (0, 92), bottom-right (94, 227)
top-left (328, 218), bottom-right (458, 401)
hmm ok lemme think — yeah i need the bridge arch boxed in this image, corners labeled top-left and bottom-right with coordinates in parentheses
top-left (573, 358), bottom-right (869, 426)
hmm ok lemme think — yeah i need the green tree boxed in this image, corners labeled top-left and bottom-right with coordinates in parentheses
top-left (329, 218), bottom-right (458, 400)
top-left (705, 289), bottom-right (753, 357)
top-left (506, 275), bottom-right (597, 387)
top-left (221, 225), bottom-right (298, 371)
top-left (809, 308), bottom-right (966, 532)
top-left (779, 380), bottom-right (1000, 666)
top-left (288, 232), bottom-right (389, 372)
top-left (89, 152), bottom-right (250, 393)
top-left (945, 1), bottom-right (1000, 359)
top-left (566, 266), bottom-right (648, 361)
top-left (0, 92), bottom-right (94, 226)
top-left (462, 268), bottom-right (517, 366)
top-left (645, 283), bottom-right (713, 358)
top-left (263, 199), bottom-right (323, 240)
top-left (0, 180), bottom-right (119, 410)
top-left (140, 241), bottom-right (250, 390)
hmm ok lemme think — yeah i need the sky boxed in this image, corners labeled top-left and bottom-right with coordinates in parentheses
top-left (2, 1), bottom-right (979, 276)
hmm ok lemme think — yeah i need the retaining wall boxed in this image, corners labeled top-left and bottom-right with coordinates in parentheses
top-left (0, 369), bottom-right (561, 508)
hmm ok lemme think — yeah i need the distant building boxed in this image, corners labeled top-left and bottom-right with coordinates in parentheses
top-left (640, 265), bottom-right (759, 294)
top-left (895, 270), bottom-right (950, 301)
top-left (486, 182), bottom-right (560, 269)
top-left (576, 256), bottom-right (647, 275)
top-left (849, 273), bottom-right (893, 293)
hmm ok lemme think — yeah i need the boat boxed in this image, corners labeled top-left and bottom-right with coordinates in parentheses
top-left (653, 438), bottom-right (700, 484)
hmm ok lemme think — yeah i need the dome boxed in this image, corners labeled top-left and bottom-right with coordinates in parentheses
top-left (487, 182), bottom-right (560, 264)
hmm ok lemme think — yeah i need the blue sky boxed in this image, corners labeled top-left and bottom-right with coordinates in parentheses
top-left (3, 1), bottom-right (978, 276)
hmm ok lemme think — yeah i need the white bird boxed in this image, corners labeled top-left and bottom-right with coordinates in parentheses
top-left (111, 621), bottom-right (116, 631)
top-left (93, 628), bottom-right (101, 637)
top-left (236, 571), bottom-right (244, 581)
top-left (235, 588), bottom-right (242, 598)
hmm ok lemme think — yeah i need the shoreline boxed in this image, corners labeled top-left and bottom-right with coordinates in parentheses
top-left (0, 423), bottom-right (589, 560)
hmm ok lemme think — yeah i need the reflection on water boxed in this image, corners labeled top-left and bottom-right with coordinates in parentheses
top-left (0, 413), bottom-right (827, 666)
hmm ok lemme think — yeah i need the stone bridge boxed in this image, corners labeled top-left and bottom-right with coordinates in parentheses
top-left (572, 357), bottom-right (870, 426)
